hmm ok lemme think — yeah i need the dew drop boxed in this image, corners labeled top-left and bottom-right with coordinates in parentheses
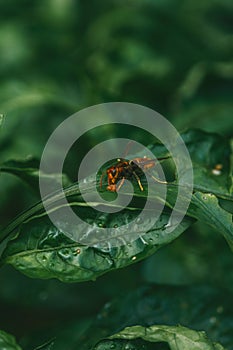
top-left (42, 255), bottom-right (47, 262)
top-left (212, 164), bottom-right (223, 176)
top-left (132, 256), bottom-right (137, 261)
top-left (203, 196), bottom-right (207, 200)
top-left (212, 169), bottom-right (221, 176)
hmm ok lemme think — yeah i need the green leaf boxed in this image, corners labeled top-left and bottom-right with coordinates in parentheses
top-left (0, 330), bottom-right (22, 350)
top-left (0, 129), bottom-right (232, 281)
top-left (94, 338), bottom-right (161, 349)
top-left (76, 285), bottom-right (233, 350)
top-left (104, 324), bottom-right (225, 350)
top-left (0, 157), bottom-right (71, 194)
top-left (0, 212), bottom-right (193, 282)
top-left (189, 192), bottom-right (233, 251)
top-left (148, 129), bottom-right (232, 199)
top-left (148, 129), bottom-right (233, 249)
top-left (180, 129), bottom-right (232, 198)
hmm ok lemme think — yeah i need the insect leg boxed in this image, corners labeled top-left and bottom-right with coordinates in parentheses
top-left (116, 177), bottom-right (125, 191)
top-left (132, 171), bottom-right (144, 191)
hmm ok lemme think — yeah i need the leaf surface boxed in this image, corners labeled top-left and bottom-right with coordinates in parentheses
top-left (0, 330), bottom-right (22, 350)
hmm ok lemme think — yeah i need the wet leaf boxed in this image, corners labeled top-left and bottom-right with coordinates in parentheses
top-left (0, 212), bottom-right (192, 282)
top-left (0, 129), bottom-right (232, 281)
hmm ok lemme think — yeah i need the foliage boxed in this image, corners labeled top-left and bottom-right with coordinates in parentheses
top-left (0, 1), bottom-right (232, 349)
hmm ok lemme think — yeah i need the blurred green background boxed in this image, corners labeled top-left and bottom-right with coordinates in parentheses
top-left (0, 0), bottom-right (232, 348)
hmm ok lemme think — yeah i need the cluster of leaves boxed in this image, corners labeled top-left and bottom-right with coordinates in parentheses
top-left (0, 124), bottom-right (232, 349)
top-left (0, 0), bottom-right (232, 349)
top-left (1, 284), bottom-right (233, 349)
top-left (0, 129), bottom-right (232, 284)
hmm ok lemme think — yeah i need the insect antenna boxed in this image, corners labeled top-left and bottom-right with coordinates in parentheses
top-left (149, 173), bottom-right (169, 184)
top-left (123, 140), bottom-right (135, 159)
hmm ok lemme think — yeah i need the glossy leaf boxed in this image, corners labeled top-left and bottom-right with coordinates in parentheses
top-left (189, 192), bottom-right (233, 251)
top-left (0, 129), bottom-right (232, 282)
top-left (0, 330), bottom-right (22, 350)
top-left (0, 212), bottom-right (193, 282)
top-left (180, 129), bottom-right (232, 198)
top-left (148, 129), bottom-right (233, 249)
top-left (148, 129), bottom-right (232, 199)
top-left (104, 324), bottom-right (225, 350)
